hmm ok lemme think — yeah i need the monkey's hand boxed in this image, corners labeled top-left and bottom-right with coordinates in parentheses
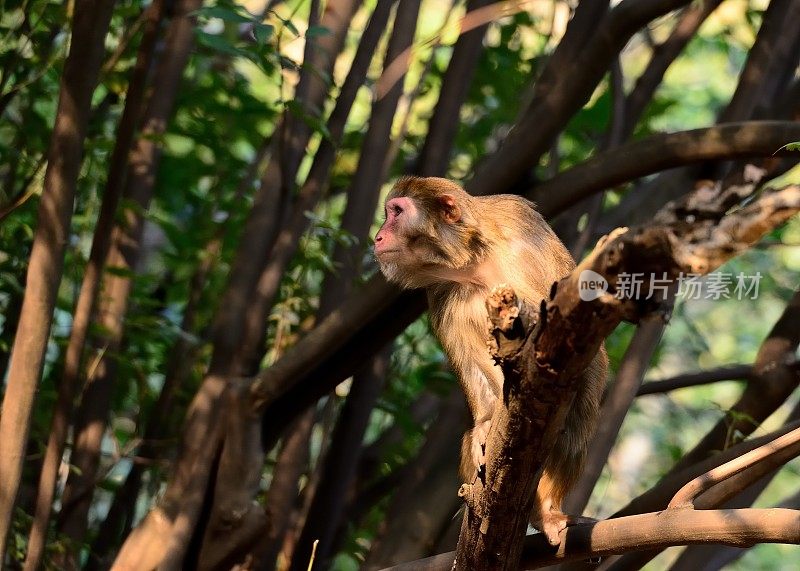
top-left (471, 419), bottom-right (492, 470)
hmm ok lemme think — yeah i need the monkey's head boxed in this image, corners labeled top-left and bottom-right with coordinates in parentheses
top-left (374, 176), bottom-right (489, 289)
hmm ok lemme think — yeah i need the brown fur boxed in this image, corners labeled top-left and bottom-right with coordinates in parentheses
top-left (374, 176), bottom-right (607, 544)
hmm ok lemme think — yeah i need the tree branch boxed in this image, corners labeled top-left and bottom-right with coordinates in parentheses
top-left (637, 364), bottom-right (754, 396)
top-left (622, 0), bottom-right (723, 138)
top-left (530, 121), bottom-right (800, 218)
top-left (669, 426), bottom-right (800, 509)
top-left (383, 509), bottom-right (800, 570)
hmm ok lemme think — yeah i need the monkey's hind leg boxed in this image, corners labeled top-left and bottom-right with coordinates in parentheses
top-left (530, 470), bottom-right (569, 546)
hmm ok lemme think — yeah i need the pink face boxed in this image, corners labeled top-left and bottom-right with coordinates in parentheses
top-left (374, 196), bottom-right (417, 258)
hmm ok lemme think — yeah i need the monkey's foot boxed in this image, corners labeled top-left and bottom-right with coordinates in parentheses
top-left (536, 510), bottom-right (569, 546)
top-left (534, 514), bottom-right (598, 546)
top-left (471, 420), bottom-right (491, 469)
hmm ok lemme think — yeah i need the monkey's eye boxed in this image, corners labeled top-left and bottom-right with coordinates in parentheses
top-left (392, 204), bottom-right (403, 216)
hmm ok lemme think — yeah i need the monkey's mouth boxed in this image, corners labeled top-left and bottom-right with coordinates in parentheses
top-left (374, 247), bottom-right (400, 258)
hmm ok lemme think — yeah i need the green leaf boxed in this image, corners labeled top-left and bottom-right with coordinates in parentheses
top-left (194, 5), bottom-right (251, 23)
top-left (774, 141), bottom-right (800, 154)
top-left (196, 31), bottom-right (248, 59)
top-left (278, 55), bottom-right (299, 70)
top-left (283, 19), bottom-right (300, 36)
top-left (253, 22), bottom-right (274, 43)
top-left (0, 8), bottom-right (25, 30)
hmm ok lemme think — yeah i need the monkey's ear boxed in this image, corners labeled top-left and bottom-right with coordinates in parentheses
top-left (438, 194), bottom-right (462, 223)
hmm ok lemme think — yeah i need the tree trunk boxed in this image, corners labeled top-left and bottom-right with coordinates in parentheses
top-left (289, 350), bottom-right (390, 570)
top-left (362, 390), bottom-right (468, 569)
top-left (208, 0), bottom-right (361, 377)
top-left (317, 0), bottom-right (422, 317)
top-left (563, 315), bottom-right (665, 515)
top-left (55, 0), bottom-right (200, 558)
top-left (233, 0), bottom-right (395, 376)
top-left (416, 0), bottom-right (493, 176)
top-left (0, 0), bottom-right (115, 557)
top-left (23, 2), bottom-right (168, 567)
top-left (86, 240), bottom-right (216, 569)
top-left (253, 410), bottom-right (316, 570)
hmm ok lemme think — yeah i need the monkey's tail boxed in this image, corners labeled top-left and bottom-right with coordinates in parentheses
top-left (543, 347), bottom-right (607, 503)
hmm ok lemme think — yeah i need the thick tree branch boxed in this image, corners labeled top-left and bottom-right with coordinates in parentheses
top-left (383, 509), bottom-right (800, 571)
top-left (530, 121), bottom-right (800, 217)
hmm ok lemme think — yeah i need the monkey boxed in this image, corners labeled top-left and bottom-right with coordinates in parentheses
top-left (373, 176), bottom-right (607, 545)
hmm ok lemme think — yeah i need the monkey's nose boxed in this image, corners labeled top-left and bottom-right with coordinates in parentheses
top-left (375, 234), bottom-right (383, 242)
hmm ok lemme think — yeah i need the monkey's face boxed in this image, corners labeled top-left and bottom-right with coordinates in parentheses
top-left (374, 195), bottom-right (423, 286)
top-left (374, 188), bottom-right (474, 289)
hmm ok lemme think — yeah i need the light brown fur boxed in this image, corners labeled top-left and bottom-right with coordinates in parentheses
top-left (374, 176), bottom-right (607, 545)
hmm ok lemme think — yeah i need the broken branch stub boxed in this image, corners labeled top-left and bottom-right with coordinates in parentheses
top-left (486, 285), bottom-right (534, 361)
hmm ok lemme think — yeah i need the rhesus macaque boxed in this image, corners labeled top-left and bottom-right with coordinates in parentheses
top-left (374, 176), bottom-right (607, 545)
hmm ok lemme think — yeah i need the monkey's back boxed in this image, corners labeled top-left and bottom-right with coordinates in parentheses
top-left (472, 194), bottom-right (575, 305)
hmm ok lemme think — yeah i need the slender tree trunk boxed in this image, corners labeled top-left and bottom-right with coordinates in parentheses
top-left (275, 400), bottom-right (339, 571)
top-left (0, 0), bottom-right (115, 557)
top-left (289, 350), bottom-right (390, 570)
top-left (622, 0), bottom-right (723, 138)
top-left (719, 0), bottom-right (800, 124)
top-left (86, 239), bottom-right (216, 569)
top-left (362, 391), bottom-right (468, 569)
top-left (318, 0), bottom-right (422, 317)
top-left (23, 3), bottom-right (168, 568)
top-left (254, 410), bottom-right (316, 570)
top-left (563, 315), bottom-right (665, 515)
top-left (280, 5), bottom-right (423, 560)
top-left (208, 0), bottom-right (361, 377)
top-left (55, 0), bottom-right (200, 558)
top-left (416, 0), bottom-right (492, 176)
top-left (233, 0), bottom-right (397, 376)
